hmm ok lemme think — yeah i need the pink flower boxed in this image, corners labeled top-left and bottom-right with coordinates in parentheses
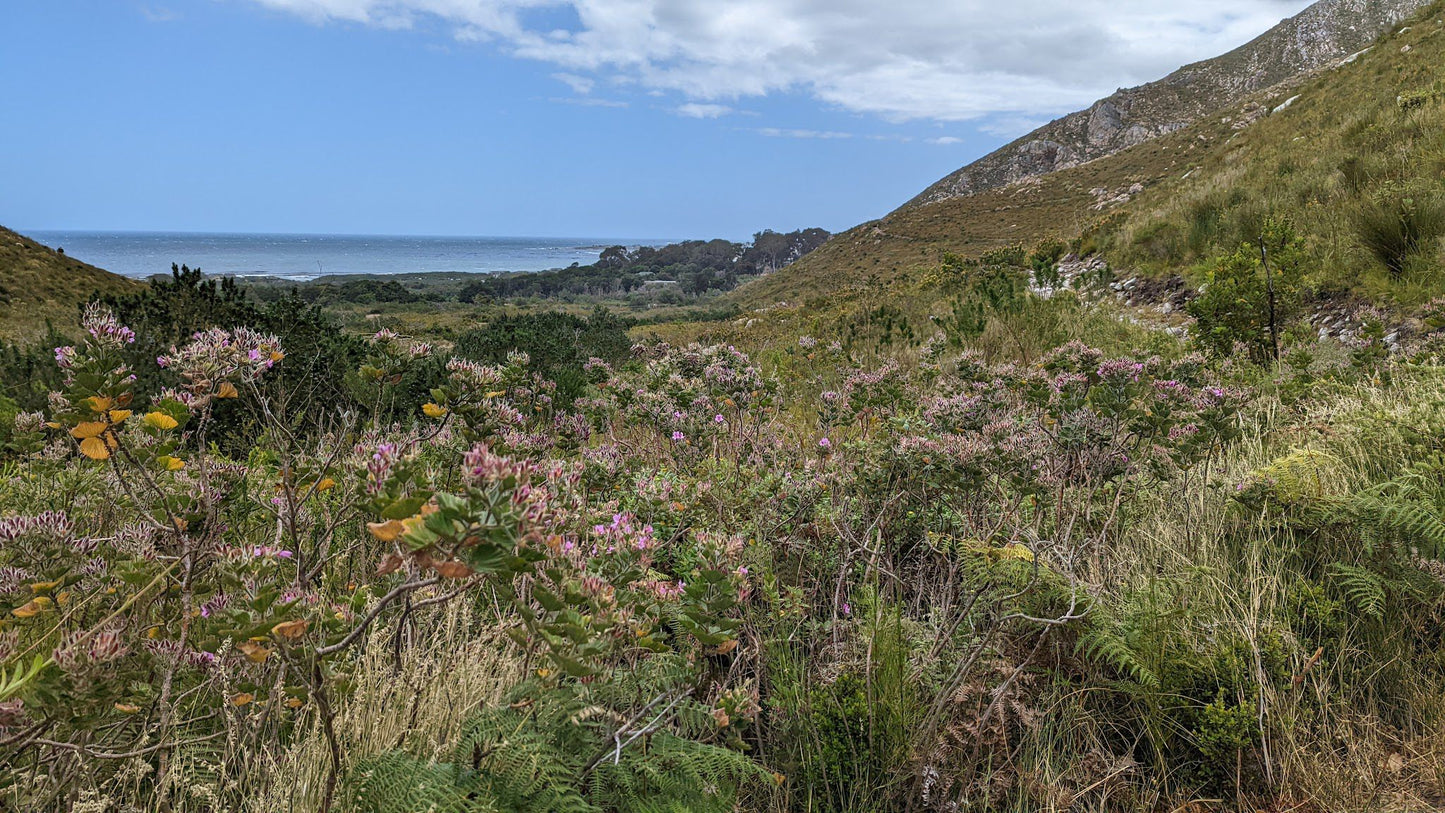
top-left (819, 437), bottom-right (832, 449)
top-left (714, 414), bottom-right (725, 424)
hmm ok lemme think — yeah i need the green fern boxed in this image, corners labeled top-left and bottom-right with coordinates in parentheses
top-left (1345, 473), bottom-right (1445, 558)
top-left (1327, 563), bottom-right (1388, 621)
top-left (1076, 621), bottom-right (1159, 688)
top-left (351, 661), bottom-right (771, 813)
top-left (350, 752), bottom-right (483, 813)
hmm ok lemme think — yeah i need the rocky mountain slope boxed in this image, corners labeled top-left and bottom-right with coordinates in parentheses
top-left (727, 1), bottom-right (1445, 340)
top-left (908, 0), bottom-right (1432, 207)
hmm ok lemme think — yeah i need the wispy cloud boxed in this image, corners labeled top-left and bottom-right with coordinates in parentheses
top-left (926, 136), bottom-right (963, 145)
top-left (139, 5), bottom-right (179, 22)
top-left (754, 127), bottom-right (854, 140)
top-left (244, 0), bottom-right (1315, 123)
top-left (676, 103), bottom-right (734, 119)
top-left (548, 96), bottom-right (628, 109)
top-left (979, 116), bottom-right (1050, 139)
top-left (553, 73), bottom-right (594, 95)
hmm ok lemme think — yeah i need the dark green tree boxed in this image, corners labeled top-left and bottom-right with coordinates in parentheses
top-left (1187, 218), bottom-right (1308, 362)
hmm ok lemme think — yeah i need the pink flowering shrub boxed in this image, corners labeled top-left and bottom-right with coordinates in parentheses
top-left (3, 299), bottom-right (1279, 813)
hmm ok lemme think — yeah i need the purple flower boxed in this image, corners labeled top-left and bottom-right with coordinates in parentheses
top-left (671, 431), bottom-right (685, 441)
top-left (714, 414), bottom-right (725, 424)
top-left (53, 346), bottom-right (77, 370)
top-left (819, 437), bottom-right (832, 449)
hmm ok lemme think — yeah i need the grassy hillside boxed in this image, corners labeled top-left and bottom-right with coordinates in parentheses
top-left (731, 2), bottom-right (1445, 341)
top-left (1095, 10), bottom-right (1445, 305)
top-left (910, 0), bottom-right (1432, 205)
top-left (0, 227), bottom-right (139, 343)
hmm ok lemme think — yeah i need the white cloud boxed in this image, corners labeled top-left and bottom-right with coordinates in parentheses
top-left (553, 72), bottom-right (595, 94)
top-left (676, 102), bottom-right (734, 118)
top-left (140, 5), bottom-right (180, 22)
top-left (978, 116), bottom-right (1052, 139)
top-left (927, 136), bottom-right (964, 146)
top-left (548, 96), bottom-right (628, 108)
top-left (755, 127), bottom-right (853, 140)
top-left (245, 0), bottom-right (1316, 122)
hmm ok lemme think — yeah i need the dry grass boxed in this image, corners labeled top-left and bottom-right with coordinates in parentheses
top-left (0, 227), bottom-right (139, 344)
top-left (239, 601), bottom-right (522, 812)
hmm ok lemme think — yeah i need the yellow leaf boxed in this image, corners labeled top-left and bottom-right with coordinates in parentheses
top-left (271, 619), bottom-right (309, 640)
top-left (108, 410), bottom-right (132, 423)
top-left (316, 478), bottom-right (336, 493)
top-left (146, 625), bottom-right (162, 639)
top-left (70, 421), bottom-right (108, 439)
top-left (998, 543), bottom-right (1035, 562)
top-left (11, 599), bottom-right (46, 618)
top-left (158, 455), bottom-right (185, 471)
top-left (30, 580), bottom-right (61, 593)
top-left (144, 411), bottom-right (179, 431)
top-left (270, 351), bottom-right (285, 363)
top-left (285, 697), bottom-right (305, 709)
top-left (55, 592), bottom-right (70, 606)
top-left (484, 390), bottom-right (506, 399)
top-left (231, 693), bottom-right (254, 707)
top-left (79, 436), bottom-right (111, 460)
top-left (85, 396), bottom-right (113, 414)
top-left (422, 402), bottom-right (448, 418)
top-left (216, 382), bottom-right (239, 399)
top-left (366, 520), bottom-right (405, 542)
top-left (237, 641), bottom-right (271, 663)
top-left (114, 703), bottom-right (142, 714)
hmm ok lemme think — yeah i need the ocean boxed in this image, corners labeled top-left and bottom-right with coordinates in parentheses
top-left (26, 231), bottom-right (672, 281)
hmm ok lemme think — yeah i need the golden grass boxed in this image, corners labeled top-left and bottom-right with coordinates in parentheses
top-left (0, 227), bottom-right (139, 344)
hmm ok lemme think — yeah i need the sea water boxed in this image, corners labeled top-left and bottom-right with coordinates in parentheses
top-left (26, 231), bottom-right (671, 281)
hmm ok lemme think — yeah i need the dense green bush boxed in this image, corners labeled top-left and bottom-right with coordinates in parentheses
top-left (1187, 217), bottom-right (1309, 362)
top-left (454, 308), bottom-right (631, 402)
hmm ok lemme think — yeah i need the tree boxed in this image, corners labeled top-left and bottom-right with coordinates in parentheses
top-left (597, 245), bottom-right (631, 268)
top-left (1187, 217), bottom-right (1308, 363)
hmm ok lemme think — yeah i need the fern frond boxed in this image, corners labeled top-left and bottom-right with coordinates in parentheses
top-left (1076, 625), bottom-right (1159, 688)
top-left (1327, 563), bottom-right (1387, 621)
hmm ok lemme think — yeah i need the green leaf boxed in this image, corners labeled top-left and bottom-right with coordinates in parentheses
top-left (382, 497), bottom-right (428, 520)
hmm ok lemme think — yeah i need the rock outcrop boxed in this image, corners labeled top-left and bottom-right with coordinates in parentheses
top-left (907, 0), bottom-right (1432, 208)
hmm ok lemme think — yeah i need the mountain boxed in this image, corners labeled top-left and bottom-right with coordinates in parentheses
top-left (909, 0), bottom-right (1432, 208)
top-left (730, 0), bottom-right (1445, 330)
top-left (0, 227), bottom-right (139, 343)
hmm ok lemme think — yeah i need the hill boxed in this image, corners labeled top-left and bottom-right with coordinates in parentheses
top-left (731, 1), bottom-right (1445, 339)
top-left (909, 0), bottom-right (1432, 207)
top-left (0, 227), bottom-right (139, 343)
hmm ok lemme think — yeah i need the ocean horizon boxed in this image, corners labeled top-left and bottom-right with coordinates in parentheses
top-left (26, 230), bottom-right (675, 282)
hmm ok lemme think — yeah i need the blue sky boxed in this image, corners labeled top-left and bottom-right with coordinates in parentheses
top-left (1, 1), bottom-right (1312, 240)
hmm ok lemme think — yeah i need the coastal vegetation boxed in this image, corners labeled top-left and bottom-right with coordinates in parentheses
top-left (4, 221), bottom-right (1445, 810)
top-left (2, 4), bottom-right (1445, 812)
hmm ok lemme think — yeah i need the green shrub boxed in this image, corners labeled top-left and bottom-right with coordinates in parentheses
top-left (1354, 183), bottom-right (1445, 275)
top-left (455, 308), bottom-right (631, 403)
top-left (1187, 217), bottom-right (1309, 362)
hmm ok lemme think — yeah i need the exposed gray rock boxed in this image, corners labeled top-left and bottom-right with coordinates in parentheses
top-left (906, 0), bottom-right (1432, 209)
